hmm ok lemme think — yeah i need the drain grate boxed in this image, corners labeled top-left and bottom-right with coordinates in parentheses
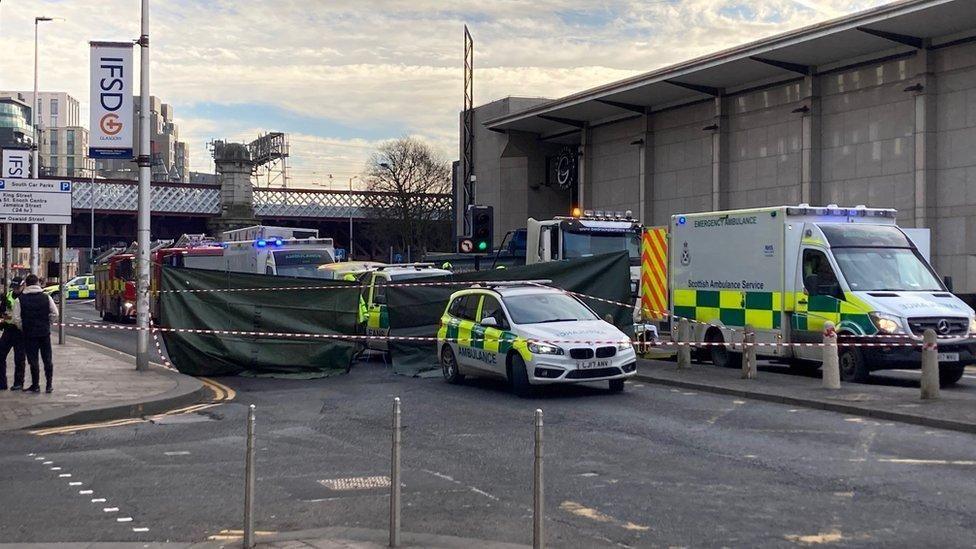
top-left (319, 475), bottom-right (391, 491)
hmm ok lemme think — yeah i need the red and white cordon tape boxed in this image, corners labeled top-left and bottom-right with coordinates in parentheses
top-left (56, 322), bottom-right (929, 348)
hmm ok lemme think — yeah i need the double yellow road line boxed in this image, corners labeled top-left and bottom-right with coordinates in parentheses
top-left (30, 377), bottom-right (236, 436)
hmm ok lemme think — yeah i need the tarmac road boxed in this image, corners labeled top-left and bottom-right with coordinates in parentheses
top-left (3, 306), bottom-right (976, 547)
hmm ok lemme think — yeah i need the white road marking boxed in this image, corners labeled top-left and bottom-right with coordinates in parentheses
top-left (43, 461), bottom-right (53, 465)
top-left (69, 482), bottom-right (82, 486)
top-left (58, 473), bottom-right (71, 478)
top-left (35, 457), bottom-right (45, 460)
top-left (319, 476), bottom-right (390, 490)
top-left (50, 467), bottom-right (61, 471)
top-left (91, 498), bottom-right (106, 503)
top-left (164, 451), bottom-right (191, 456)
top-left (79, 490), bottom-right (93, 495)
top-left (28, 453), bottom-right (35, 456)
top-left (103, 507), bottom-right (119, 513)
top-left (421, 469), bottom-right (499, 501)
top-left (132, 527), bottom-right (149, 532)
top-left (117, 517), bottom-right (133, 523)
top-left (880, 458), bottom-right (976, 466)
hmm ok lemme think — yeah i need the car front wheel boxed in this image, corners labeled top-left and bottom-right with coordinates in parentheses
top-left (509, 354), bottom-right (533, 398)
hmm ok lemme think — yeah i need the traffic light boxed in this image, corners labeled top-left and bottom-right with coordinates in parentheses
top-left (469, 205), bottom-right (493, 253)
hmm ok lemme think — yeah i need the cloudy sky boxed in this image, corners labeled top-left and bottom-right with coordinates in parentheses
top-left (0, 0), bottom-right (893, 187)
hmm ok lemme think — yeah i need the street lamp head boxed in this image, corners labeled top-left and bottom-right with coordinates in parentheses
top-left (36, 16), bottom-right (54, 22)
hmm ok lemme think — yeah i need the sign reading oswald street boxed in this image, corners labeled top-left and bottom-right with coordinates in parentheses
top-left (1, 149), bottom-right (30, 178)
top-left (89, 41), bottom-right (134, 159)
top-left (0, 179), bottom-right (72, 225)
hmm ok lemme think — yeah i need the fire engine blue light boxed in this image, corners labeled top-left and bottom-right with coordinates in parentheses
top-left (275, 239), bottom-right (283, 246)
top-left (256, 239), bottom-right (267, 248)
top-left (678, 216), bottom-right (686, 225)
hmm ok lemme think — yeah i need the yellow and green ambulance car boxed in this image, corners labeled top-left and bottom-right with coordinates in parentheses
top-left (437, 282), bottom-right (637, 397)
top-left (668, 205), bottom-right (976, 385)
top-left (363, 264), bottom-right (452, 352)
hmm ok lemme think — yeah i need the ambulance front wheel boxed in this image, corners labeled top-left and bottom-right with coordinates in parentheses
top-left (838, 346), bottom-right (870, 383)
top-left (509, 354), bottom-right (533, 398)
top-left (440, 346), bottom-right (464, 384)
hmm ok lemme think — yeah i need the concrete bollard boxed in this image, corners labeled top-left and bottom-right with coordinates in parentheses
top-left (741, 325), bottom-right (757, 379)
top-left (390, 397), bottom-right (402, 547)
top-left (821, 321), bottom-right (841, 389)
top-left (920, 329), bottom-right (940, 400)
top-left (533, 409), bottom-right (544, 549)
top-left (243, 404), bottom-right (256, 549)
top-left (676, 317), bottom-right (691, 369)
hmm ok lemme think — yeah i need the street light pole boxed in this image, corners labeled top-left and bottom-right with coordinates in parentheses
top-left (31, 16), bottom-right (53, 275)
top-left (348, 176), bottom-right (356, 261)
top-left (135, 0), bottom-right (151, 371)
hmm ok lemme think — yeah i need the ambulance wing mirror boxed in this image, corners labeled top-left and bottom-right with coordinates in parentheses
top-left (803, 274), bottom-right (819, 295)
top-left (480, 316), bottom-right (498, 327)
top-left (944, 276), bottom-right (954, 292)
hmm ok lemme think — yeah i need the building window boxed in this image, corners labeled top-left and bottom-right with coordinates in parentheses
top-left (50, 131), bottom-right (58, 154)
top-left (66, 129), bottom-right (75, 152)
top-left (50, 156), bottom-right (58, 170)
top-left (67, 156), bottom-right (75, 176)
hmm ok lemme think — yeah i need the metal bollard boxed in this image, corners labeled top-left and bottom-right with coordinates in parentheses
top-left (920, 329), bottom-right (940, 400)
top-left (741, 325), bottom-right (757, 379)
top-left (243, 404), bottom-right (256, 549)
top-left (676, 317), bottom-right (691, 369)
top-left (533, 409), bottom-right (544, 549)
top-left (390, 397), bottom-right (402, 547)
top-left (821, 321), bottom-right (841, 389)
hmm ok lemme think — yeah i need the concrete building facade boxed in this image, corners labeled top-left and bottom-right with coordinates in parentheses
top-left (467, 0), bottom-right (976, 298)
top-left (97, 95), bottom-right (190, 183)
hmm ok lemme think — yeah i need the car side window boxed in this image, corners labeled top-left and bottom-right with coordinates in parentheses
top-left (452, 294), bottom-right (480, 321)
top-left (480, 296), bottom-right (509, 329)
top-left (448, 296), bottom-right (466, 318)
top-left (802, 249), bottom-right (841, 297)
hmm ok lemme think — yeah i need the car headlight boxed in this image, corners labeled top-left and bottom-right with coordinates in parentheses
top-left (970, 317), bottom-right (976, 335)
top-left (869, 312), bottom-right (903, 334)
top-left (527, 341), bottom-right (563, 355)
top-left (616, 340), bottom-right (633, 351)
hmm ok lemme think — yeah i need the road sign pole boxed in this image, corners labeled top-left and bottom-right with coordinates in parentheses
top-left (58, 224), bottom-right (65, 344)
top-left (135, 0), bottom-right (151, 371)
top-left (3, 223), bottom-right (10, 293)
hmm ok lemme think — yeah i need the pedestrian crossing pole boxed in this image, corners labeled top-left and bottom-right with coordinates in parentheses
top-left (58, 224), bottom-right (66, 344)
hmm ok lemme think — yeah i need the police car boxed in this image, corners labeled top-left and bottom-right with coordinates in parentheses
top-left (43, 275), bottom-right (95, 301)
top-left (437, 282), bottom-right (637, 396)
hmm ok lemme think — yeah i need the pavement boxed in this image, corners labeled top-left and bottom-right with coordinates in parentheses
top-left (635, 357), bottom-right (976, 434)
top-left (0, 334), bottom-right (206, 431)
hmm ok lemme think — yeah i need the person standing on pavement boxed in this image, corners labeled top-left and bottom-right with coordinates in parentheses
top-left (0, 277), bottom-right (26, 390)
top-left (13, 274), bottom-right (59, 393)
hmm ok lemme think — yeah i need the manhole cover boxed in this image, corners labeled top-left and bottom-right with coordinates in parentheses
top-left (319, 476), bottom-right (391, 491)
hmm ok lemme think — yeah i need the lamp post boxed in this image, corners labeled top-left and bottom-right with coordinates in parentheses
top-left (135, 0), bottom-right (151, 371)
top-left (31, 15), bottom-right (55, 275)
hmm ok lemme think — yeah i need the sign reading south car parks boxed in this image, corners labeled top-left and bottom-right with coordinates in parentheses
top-left (0, 179), bottom-right (72, 225)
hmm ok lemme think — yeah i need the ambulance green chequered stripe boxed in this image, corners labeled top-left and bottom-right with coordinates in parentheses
top-left (438, 316), bottom-right (532, 361)
top-left (367, 304), bottom-right (389, 330)
top-left (673, 289), bottom-right (877, 335)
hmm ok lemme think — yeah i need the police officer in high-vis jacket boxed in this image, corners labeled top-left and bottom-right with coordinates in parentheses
top-left (0, 277), bottom-right (26, 390)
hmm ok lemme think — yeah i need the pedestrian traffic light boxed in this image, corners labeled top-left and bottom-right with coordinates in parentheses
top-left (469, 205), bottom-right (493, 253)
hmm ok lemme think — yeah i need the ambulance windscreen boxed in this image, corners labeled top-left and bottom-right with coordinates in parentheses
top-left (273, 250), bottom-right (335, 278)
top-left (818, 224), bottom-right (910, 248)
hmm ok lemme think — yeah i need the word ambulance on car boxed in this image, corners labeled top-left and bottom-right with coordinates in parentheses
top-left (661, 204), bottom-right (976, 385)
top-left (436, 281), bottom-right (637, 396)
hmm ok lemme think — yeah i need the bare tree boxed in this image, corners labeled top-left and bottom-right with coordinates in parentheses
top-left (362, 137), bottom-right (452, 257)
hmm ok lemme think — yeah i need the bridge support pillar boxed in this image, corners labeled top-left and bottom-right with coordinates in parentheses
top-left (209, 141), bottom-right (258, 236)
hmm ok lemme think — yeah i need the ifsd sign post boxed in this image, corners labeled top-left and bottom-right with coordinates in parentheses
top-left (1, 150), bottom-right (30, 179)
top-left (90, 42), bottom-right (135, 159)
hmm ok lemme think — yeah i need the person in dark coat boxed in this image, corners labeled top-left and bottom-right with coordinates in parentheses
top-left (13, 274), bottom-right (58, 393)
top-left (0, 276), bottom-right (26, 390)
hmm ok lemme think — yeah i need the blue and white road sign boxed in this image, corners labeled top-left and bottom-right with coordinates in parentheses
top-left (0, 178), bottom-right (73, 225)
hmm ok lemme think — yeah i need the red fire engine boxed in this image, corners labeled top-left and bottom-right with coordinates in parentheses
top-left (151, 235), bottom-right (224, 320)
top-left (94, 253), bottom-right (137, 321)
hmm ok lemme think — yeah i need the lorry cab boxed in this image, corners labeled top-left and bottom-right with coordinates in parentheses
top-left (670, 204), bottom-right (976, 384)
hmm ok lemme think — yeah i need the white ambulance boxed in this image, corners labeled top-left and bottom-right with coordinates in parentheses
top-left (669, 204), bottom-right (976, 385)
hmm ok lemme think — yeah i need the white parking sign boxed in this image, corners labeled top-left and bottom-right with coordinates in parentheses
top-left (0, 179), bottom-right (73, 225)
